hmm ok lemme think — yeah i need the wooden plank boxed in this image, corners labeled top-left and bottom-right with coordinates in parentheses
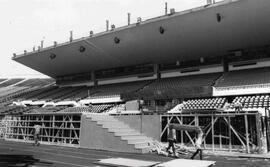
top-left (97, 158), bottom-right (160, 167)
top-left (155, 159), bottom-right (215, 167)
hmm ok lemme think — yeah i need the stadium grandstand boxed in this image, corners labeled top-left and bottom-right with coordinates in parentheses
top-left (1, 0), bottom-right (270, 157)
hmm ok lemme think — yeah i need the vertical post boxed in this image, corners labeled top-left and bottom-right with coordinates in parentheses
top-left (212, 115), bottom-right (215, 152)
top-left (52, 115), bottom-right (55, 143)
top-left (255, 114), bottom-right (260, 152)
top-left (140, 112), bottom-right (143, 133)
top-left (167, 116), bottom-right (169, 139)
top-left (106, 20), bottom-right (109, 31)
top-left (41, 116), bottom-right (43, 143)
top-left (195, 115), bottom-right (199, 127)
top-left (228, 117), bottom-right (232, 152)
top-left (127, 13), bottom-right (131, 25)
top-left (181, 116), bottom-right (183, 145)
top-left (244, 114), bottom-right (250, 153)
top-left (41, 40), bottom-right (44, 49)
top-left (160, 115), bottom-right (162, 141)
top-left (219, 134), bottom-right (222, 149)
top-left (165, 2), bottom-right (168, 15)
top-left (69, 31), bottom-right (73, 42)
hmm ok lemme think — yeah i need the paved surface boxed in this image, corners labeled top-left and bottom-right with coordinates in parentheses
top-left (0, 140), bottom-right (270, 167)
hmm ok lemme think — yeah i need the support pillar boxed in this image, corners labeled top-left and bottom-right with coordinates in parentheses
top-left (222, 54), bottom-right (228, 72)
top-left (91, 71), bottom-right (97, 86)
top-left (154, 64), bottom-right (160, 80)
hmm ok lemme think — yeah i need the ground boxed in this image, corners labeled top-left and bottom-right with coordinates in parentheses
top-left (0, 140), bottom-right (269, 167)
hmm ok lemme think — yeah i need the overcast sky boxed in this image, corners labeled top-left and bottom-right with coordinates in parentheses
top-left (0, 0), bottom-right (223, 78)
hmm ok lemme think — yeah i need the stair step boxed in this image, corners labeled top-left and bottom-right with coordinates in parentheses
top-left (103, 125), bottom-right (128, 129)
top-left (86, 114), bottom-right (109, 118)
top-left (109, 129), bottom-right (136, 133)
top-left (135, 145), bottom-right (152, 154)
top-left (95, 120), bottom-right (119, 124)
top-left (114, 132), bottom-right (141, 136)
top-left (107, 127), bottom-right (132, 131)
top-left (130, 142), bottom-right (150, 148)
top-left (126, 138), bottom-right (152, 143)
top-left (101, 122), bottom-right (126, 127)
top-left (91, 117), bottom-right (114, 121)
top-left (121, 135), bottom-right (149, 140)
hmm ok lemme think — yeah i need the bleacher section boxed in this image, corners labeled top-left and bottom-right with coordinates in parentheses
top-left (58, 105), bottom-right (114, 113)
top-left (16, 81), bottom-right (151, 102)
top-left (233, 95), bottom-right (270, 109)
top-left (91, 104), bottom-right (114, 113)
top-left (0, 79), bottom-right (55, 108)
top-left (89, 81), bottom-right (151, 99)
top-left (30, 106), bottom-right (67, 113)
top-left (0, 79), bottom-right (24, 87)
top-left (216, 67), bottom-right (270, 87)
top-left (2, 69), bottom-right (270, 116)
top-left (15, 78), bottom-right (53, 87)
top-left (136, 73), bottom-right (221, 99)
top-left (0, 79), bottom-right (6, 83)
top-left (58, 107), bottom-right (92, 113)
top-left (183, 97), bottom-right (226, 110)
top-left (0, 106), bottom-right (33, 115)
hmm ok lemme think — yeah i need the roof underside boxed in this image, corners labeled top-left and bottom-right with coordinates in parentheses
top-left (13, 0), bottom-right (270, 78)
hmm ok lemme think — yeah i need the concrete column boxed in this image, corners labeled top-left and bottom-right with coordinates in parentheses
top-left (91, 71), bottom-right (97, 86)
top-left (222, 55), bottom-right (228, 72)
top-left (154, 64), bottom-right (161, 79)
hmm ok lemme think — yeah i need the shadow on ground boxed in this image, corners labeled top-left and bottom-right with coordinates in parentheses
top-left (0, 154), bottom-right (53, 167)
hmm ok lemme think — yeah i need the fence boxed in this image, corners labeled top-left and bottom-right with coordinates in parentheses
top-left (4, 113), bottom-right (81, 147)
top-left (161, 111), bottom-right (264, 153)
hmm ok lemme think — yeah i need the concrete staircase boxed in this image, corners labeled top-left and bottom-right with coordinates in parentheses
top-left (86, 114), bottom-right (153, 153)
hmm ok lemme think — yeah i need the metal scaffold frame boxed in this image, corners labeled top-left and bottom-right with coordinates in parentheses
top-left (4, 113), bottom-right (81, 147)
top-left (161, 111), bottom-right (264, 153)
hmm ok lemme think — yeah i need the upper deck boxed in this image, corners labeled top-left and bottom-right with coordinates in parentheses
top-left (13, 0), bottom-right (270, 78)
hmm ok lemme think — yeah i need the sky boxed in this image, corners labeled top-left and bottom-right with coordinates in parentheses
top-left (0, 0), bottom-right (223, 78)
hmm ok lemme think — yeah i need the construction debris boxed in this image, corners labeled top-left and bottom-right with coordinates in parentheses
top-left (149, 140), bottom-right (189, 157)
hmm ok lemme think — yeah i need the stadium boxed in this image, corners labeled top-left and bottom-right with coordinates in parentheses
top-left (1, 0), bottom-right (270, 166)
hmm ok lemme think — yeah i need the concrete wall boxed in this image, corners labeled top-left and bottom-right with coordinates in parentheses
top-left (113, 114), bottom-right (161, 141)
top-left (79, 115), bottom-right (141, 153)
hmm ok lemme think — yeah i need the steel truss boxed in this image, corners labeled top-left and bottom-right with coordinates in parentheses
top-left (161, 111), bottom-right (263, 153)
top-left (4, 113), bottom-right (81, 147)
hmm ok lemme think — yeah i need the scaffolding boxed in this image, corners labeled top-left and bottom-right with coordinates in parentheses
top-left (161, 111), bottom-right (265, 153)
top-left (4, 113), bottom-right (81, 147)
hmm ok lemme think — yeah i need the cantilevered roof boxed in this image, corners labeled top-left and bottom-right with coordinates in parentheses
top-left (13, 0), bottom-right (270, 78)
